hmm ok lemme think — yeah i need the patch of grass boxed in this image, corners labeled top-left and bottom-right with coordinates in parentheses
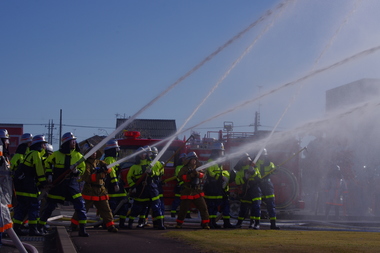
top-left (164, 230), bottom-right (380, 253)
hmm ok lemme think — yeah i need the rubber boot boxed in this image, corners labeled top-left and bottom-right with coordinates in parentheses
top-left (253, 220), bottom-right (260, 230)
top-left (156, 219), bottom-right (166, 230)
top-left (29, 224), bottom-right (43, 236)
top-left (78, 224), bottom-right (89, 237)
top-left (136, 218), bottom-right (145, 228)
top-left (210, 218), bottom-right (221, 229)
top-left (270, 220), bottom-right (280, 230)
top-left (13, 223), bottom-right (28, 236)
top-left (202, 223), bottom-right (210, 230)
top-left (248, 219), bottom-right (254, 228)
top-left (235, 220), bottom-right (243, 228)
top-left (175, 222), bottom-right (182, 229)
top-left (38, 224), bottom-right (48, 235)
top-left (223, 219), bottom-right (236, 229)
top-left (107, 225), bottom-right (118, 233)
top-left (119, 218), bottom-right (126, 229)
top-left (126, 219), bottom-right (134, 229)
top-left (70, 222), bottom-right (79, 232)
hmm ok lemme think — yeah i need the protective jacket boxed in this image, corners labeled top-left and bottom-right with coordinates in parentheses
top-left (104, 156), bottom-right (127, 198)
top-left (127, 159), bottom-right (160, 202)
top-left (14, 150), bottom-right (47, 198)
top-left (256, 159), bottom-right (276, 199)
top-left (44, 149), bottom-right (85, 201)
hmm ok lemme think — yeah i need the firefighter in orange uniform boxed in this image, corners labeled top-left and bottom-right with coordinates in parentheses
top-left (0, 129), bottom-right (13, 244)
top-left (71, 143), bottom-right (118, 233)
top-left (324, 165), bottom-right (347, 219)
top-left (176, 152), bottom-right (210, 229)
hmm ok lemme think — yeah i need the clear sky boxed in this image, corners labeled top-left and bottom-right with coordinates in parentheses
top-left (2, 0), bottom-right (380, 148)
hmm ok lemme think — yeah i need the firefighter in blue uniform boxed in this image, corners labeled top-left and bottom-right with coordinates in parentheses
top-left (13, 135), bottom-right (48, 236)
top-left (40, 132), bottom-right (89, 237)
top-left (103, 139), bottom-right (129, 229)
top-left (256, 148), bottom-right (280, 229)
top-left (234, 153), bottom-right (262, 229)
top-left (127, 146), bottom-right (165, 230)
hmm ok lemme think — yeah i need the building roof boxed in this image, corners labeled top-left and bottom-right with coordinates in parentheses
top-left (115, 118), bottom-right (177, 139)
top-left (326, 78), bottom-right (380, 112)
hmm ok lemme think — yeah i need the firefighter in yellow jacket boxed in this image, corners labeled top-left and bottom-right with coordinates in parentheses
top-left (103, 139), bottom-right (129, 229)
top-left (176, 152), bottom-right (210, 229)
top-left (13, 135), bottom-right (48, 236)
top-left (234, 153), bottom-right (262, 229)
top-left (40, 132), bottom-right (89, 237)
top-left (71, 143), bottom-right (118, 233)
top-left (127, 146), bottom-right (165, 230)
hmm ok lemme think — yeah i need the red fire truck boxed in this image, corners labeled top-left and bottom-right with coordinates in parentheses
top-left (118, 127), bottom-right (305, 217)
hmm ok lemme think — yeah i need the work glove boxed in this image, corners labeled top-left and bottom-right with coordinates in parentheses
top-left (47, 175), bottom-right (53, 183)
top-left (145, 165), bottom-right (153, 175)
top-left (71, 165), bottom-right (78, 174)
top-left (114, 184), bottom-right (120, 192)
top-left (222, 176), bottom-right (228, 189)
top-left (244, 167), bottom-right (254, 179)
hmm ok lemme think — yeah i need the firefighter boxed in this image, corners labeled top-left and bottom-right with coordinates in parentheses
top-left (150, 146), bottom-right (165, 217)
top-left (127, 146), bottom-right (165, 230)
top-left (234, 153), bottom-right (262, 229)
top-left (103, 139), bottom-right (129, 229)
top-left (0, 129), bottom-right (13, 243)
top-left (12, 135), bottom-right (48, 236)
top-left (256, 148), bottom-right (280, 229)
top-left (203, 142), bottom-right (225, 229)
top-left (40, 132), bottom-right (89, 237)
top-left (71, 143), bottom-right (118, 233)
top-left (176, 152), bottom-right (210, 229)
top-left (170, 153), bottom-right (187, 218)
top-left (10, 133), bottom-right (33, 172)
top-left (324, 165), bottom-right (347, 219)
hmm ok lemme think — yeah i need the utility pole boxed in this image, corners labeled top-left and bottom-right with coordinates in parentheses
top-left (46, 119), bottom-right (55, 144)
top-left (59, 109), bottom-right (62, 147)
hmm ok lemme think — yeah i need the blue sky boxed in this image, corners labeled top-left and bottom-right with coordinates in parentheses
top-left (2, 0), bottom-right (380, 148)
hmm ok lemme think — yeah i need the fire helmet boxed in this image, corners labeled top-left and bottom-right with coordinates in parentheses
top-left (151, 146), bottom-right (158, 155)
top-left (45, 143), bottom-right (54, 153)
top-left (21, 133), bottom-right (33, 144)
top-left (212, 142), bottom-right (224, 151)
top-left (104, 139), bottom-right (120, 151)
top-left (0, 129), bottom-right (9, 139)
top-left (186, 151), bottom-right (198, 160)
top-left (31, 135), bottom-right (48, 146)
top-left (61, 132), bottom-right (77, 144)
